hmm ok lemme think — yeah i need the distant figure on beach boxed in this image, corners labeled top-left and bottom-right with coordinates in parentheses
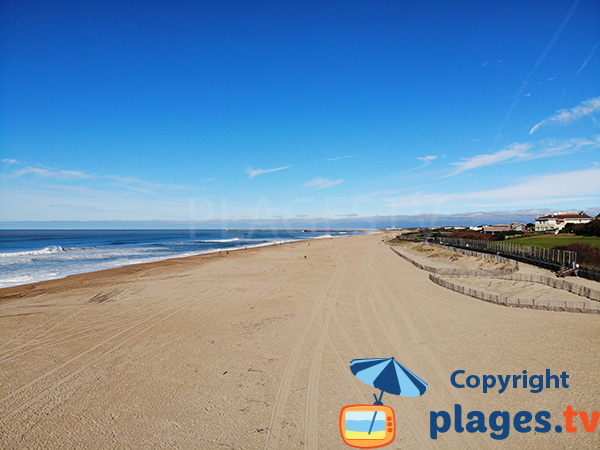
top-left (304, 256), bottom-right (307, 259)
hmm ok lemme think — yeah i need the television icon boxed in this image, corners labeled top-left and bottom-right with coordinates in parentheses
top-left (339, 404), bottom-right (395, 448)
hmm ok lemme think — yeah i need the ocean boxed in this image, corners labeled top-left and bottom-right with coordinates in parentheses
top-left (0, 229), bottom-right (363, 289)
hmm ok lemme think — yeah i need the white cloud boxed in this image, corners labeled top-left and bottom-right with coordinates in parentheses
top-left (4, 163), bottom-right (166, 196)
top-left (417, 155), bottom-right (437, 166)
top-left (302, 177), bottom-right (344, 190)
top-left (326, 155), bottom-right (358, 162)
top-left (541, 137), bottom-right (598, 154)
top-left (2, 158), bottom-right (18, 164)
top-left (447, 138), bottom-right (598, 176)
top-left (466, 168), bottom-right (600, 203)
top-left (404, 155), bottom-right (439, 172)
top-left (449, 143), bottom-right (532, 175)
top-left (530, 96), bottom-right (600, 134)
top-left (387, 168), bottom-right (600, 210)
top-left (246, 165), bottom-right (292, 178)
top-left (0, 185), bottom-right (189, 222)
top-left (12, 166), bottom-right (95, 180)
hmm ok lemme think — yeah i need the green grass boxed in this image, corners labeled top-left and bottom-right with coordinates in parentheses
top-left (507, 234), bottom-right (600, 249)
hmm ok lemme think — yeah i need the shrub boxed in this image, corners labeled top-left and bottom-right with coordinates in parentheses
top-left (446, 231), bottom-right (494, 241)
top-left (559, 223), bottom-right (575, 234)
top-left (494, 230), bottom-right (524, 240)
top-left (553, 242), bottom-right (600, 269)
top-left (573, 219), bottom-right (600, 237)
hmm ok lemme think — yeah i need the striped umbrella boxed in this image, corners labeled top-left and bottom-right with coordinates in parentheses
top-left (350, 357), bottom-right (428, 400)
top-left (350, 357), bottom-right (428, 435)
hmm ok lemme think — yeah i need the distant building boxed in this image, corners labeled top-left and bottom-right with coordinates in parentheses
top-left (535, 212), bottom-right (592, 232)
top-left (510, 222), bottom-right (526, 231)
top-left (482, 225), bottom-right (511, 234)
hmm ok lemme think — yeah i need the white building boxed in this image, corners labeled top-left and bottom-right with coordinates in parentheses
top-left (534, 213), bottom-right (592, 233)
top-left (510, 222), bottom-right (526, 231)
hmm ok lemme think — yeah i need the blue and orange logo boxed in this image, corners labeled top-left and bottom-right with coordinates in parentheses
top-left (340, 357), bottom-right (428, 448)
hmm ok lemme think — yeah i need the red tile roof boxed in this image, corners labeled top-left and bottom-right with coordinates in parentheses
top-left (537, 213), bottom-right (592, 220)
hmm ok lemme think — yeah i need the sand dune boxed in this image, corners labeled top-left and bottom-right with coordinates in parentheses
top-left (1, 233), bottom-right (598, 449)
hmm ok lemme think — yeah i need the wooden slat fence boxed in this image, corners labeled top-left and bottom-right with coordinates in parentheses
top-left (429, 274), bottom-right (600, 315)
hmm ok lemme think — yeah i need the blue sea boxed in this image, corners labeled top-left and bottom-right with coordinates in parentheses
top-left (0, 229), bottom-right (362, 288)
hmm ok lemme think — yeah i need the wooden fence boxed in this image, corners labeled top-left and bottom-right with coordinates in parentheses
top-left (434, 237), bottom-right (577, 267)
top-left (397, 236), bottom-right (600, 282)
top-left (429, 274), bottom-right (600, 314)
top-left (389, 244), bottom-right (600, 313)
top-left (389, 246), bottom-right (516, 277)
top-left (433, 243), bottom-right (519, 270)
top-left (489, 273), bottom-right (600, 302)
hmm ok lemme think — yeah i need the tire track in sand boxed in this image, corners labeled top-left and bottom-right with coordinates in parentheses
top-left (0, 308), bottom-right (80, 351)
top-left (359, 249), bottom-right (434, 448)
top-left (263, 249), bottom-right (344, 450)
top-left (369, 248), bottom-right (483, 449)
top-left (0, 295), bottom-right (184, 363)
top-left (303, 248), bottom-right (348, 450)
top-left (1, 285), bottom-right (199, 418)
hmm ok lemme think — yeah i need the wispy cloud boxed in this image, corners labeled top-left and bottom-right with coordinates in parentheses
top-left (481, 59), bottom-right (502, 67)
top-left (577, 40), bottom-right (600, 74)
top-left (465, 168), bottom-right (600, 205)
top-left (325, 155), bottom-right (359, 162)
top-left (493, 0), bottom-right (580, 143)
top-left (417, 155), bottom-right (437, 166)
top-left (302, 177), bottom-right (344, 190)
top-left (5, 163), bottom-right (164, 194)
top-left (246, 165), bottom-right (292, 178)
top-left (530, 96), bottom-right (600, 134)
top-left (2, 158), bottom-right (18, 164)
top-left (386, 167), bottom-right (600, 210)
top-left (447, 138), bottom-right (598, 176)
top-left (404, 155), bottom-right (438, 172)
top-left (12, 166), bottom-right (95, 180)
top-left (449, 143), bottom-right (532, 175)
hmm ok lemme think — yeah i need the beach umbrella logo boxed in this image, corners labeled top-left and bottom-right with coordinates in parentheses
top-left (340, 357), bottom-right (428, 448)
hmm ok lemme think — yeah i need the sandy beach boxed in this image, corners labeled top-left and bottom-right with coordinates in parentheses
top-left (1, 233), bottom-right (599, 449)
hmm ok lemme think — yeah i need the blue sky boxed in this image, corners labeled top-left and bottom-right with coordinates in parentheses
top-left (1, 0), bottom-right (599, 227)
